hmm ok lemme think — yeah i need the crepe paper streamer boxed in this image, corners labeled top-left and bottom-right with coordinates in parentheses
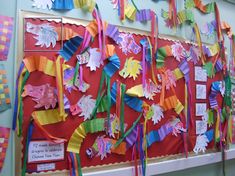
top-left (0, 64), bottom-right (11, 112)
top-left (207, 109), bottom-right (214, 127)
top-left (185, 0), bottom-right (215, 14)
top-left (21, 120), bottom-right (34, 176)
top-left (136, 9), bottom-right (151, 22)
top-left (173, 68), bottom-right (184, 80)
top-left (125, 126), bottom-right (138, 149)
top-left (55, 27), bottom-right (78, 41)
top-left (167, 0), bottom-right (177, 29)
top-left (106, 24), bottom-right (120, 43)
top-left (203, 62), bottom-right (215, 78)
top-left (32, 108), bottom-right (67, 125)
top-left (214, 4), bottom-right (224, 43)
top-left (113, 113), bottom-right (142, 148)
top-left (23, 56), bottom-right (56, 76)
top-left (86, 20), bottom-right (98, 38)
top-left (12, 62), bottom-right (27, 135)
top-left (52, 0), bottom-right (74, 10)
top-left (67, 118), bottom-right (105, 154)
top-left (125, 4), bottom-right (136, 21)
top-left (26, 22), bottom-right (58, 48)
top-left (209, 81), bottom-right (223, 109)
top-left (86, 136), bottom-right (126, 160)
top-left (221, 21), bottom-right (233, 38)
top-left (68, 152), bottom-right (82, 176)
top-left (156, 45), bottom-right (172, 68)
top-left (73, 0), bottom-right (96, 12)
top-left (118, 0), bottom-right (125, 21)
top-left (55, 56), bottom-right (66, 119)
top-left (224, 74), bottom-right (232, 108)
top-left (0, 15), bottom-right (14, 61)
top-left (103, 54), bottom-right (120, 77)
top-left (193, 23), bottom-right (206, 65)
top-left (22, 84), bottom-right (57, 109)
top-left (215, 60), bottom-right (223, 73)
top-left (33, 118), bottom-right (67, 143)
top-left (0, 127), bottom-right (10, 173)
top-left (120, 84), bottom-right (126, 137)
top-left (105, 44), bottom-right (116, 58)
top-left (59, 36), bottom-right (83, 62)
top-left (32, 0), bottom-right (54, 9)
top-left (203, 43), bottom-right (220, 57)
top-left (119, 57), bottom-right (142, 80)
top-left (146, 117), bottom-right (186, 147)
top-left (162, 9), bottom-right (195, 28)
top-left (201, 21), bottom-right (216, 38)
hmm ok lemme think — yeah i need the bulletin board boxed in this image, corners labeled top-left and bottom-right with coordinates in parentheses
top-left (15, 11), bottom-right (225, 176)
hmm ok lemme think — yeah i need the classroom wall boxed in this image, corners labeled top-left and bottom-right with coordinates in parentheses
top-left (0, 0), bottom-right (235, 176)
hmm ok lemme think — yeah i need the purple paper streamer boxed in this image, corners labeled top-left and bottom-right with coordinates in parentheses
top-left (215, 60), bottom-right (223, 72)
top-left (136, 9), bottom-right (151, 22)
top-left (106, 24), bottom-right (120, 42)
top-left (179, 59), bottom-right (190, 83)
top-left (125, 126), bottom-right (138, 148)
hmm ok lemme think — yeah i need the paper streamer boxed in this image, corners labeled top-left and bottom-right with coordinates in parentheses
top-left (59, 36), bottom-right (83, 61)
top-left (52, 0), bottom-right (74, 10)
top-left (103, 54), bottom-right (120, 77)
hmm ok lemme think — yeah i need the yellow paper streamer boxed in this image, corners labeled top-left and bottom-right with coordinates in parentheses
top-left (175, 99), bottom-right (184, 114)
top-left (173, 68), bottom-right (184, 80)
top-left (73, 0), bottom-right (95, 12)
top-left (55, 56), bottom-right (66, 119)
top-left (32, 109), bottom-right (67, 125)
top-left (126, 85), bottom-right (143, 97)
top-left (125, 4), bottom-right (136, 21)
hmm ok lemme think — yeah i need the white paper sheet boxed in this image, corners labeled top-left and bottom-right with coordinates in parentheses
top-left (28, 141), bottom-right (64, 163)
top-left (195, 66), bottom-right (207, 82)
top-left (196, 120), bottom-right (207, 135)
top-left (196, 103), bottom-right (207, 116)
top-left (196, 84), bottom-right (207, 99)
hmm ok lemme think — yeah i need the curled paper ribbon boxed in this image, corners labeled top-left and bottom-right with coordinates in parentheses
top-left (52, 0), bottom-right (74, 10)
top-left (103, 54), bottom-right (120, 77)
top-left (67, 118), bottom-right (105, 154)
top-left (59, 36), bottom-right (83, 61)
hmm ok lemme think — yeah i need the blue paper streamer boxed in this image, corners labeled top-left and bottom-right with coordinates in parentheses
top-left (111, 82), bottom-right (143, 112)
top-left (52, 0), bottom-right (74, 10)
top-left (59, 36), bottom-right (83, 61)
top-left (205, 129), bottom-right (214, 142)
top-left (103, 54), bottom-right (120, 77)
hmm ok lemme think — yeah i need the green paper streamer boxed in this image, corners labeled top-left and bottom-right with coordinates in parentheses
top-left (114, 113), bottom-right (142, 148)
top-left (19, 70), bottom-right (30, 136)
top-left (120, 83), bottom-right (126, 137)
top-left (203, 62), bottom-right (215, 78)
top-left (76, 154), bottom-right (83, 176)
top-left (224, 74), bottom-right (232, 108)
top-left (84, 118), bottom-right (105, 133)
top-left (97, 95), bottom-right (108, 113)
top-left (73, 61), bottom-right (80, 85)
top-left (156, 47), bottom-right (167, 68)
top-left (208, 109), bottom-right (214, 126)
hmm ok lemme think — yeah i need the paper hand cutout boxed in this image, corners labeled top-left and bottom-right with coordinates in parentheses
top-left (119, 57), bottom-right (142, 80)
top-left (77, 50), bottom-right (90, 65)
top-left (26, 22), bottom-right (58, 48)
top-left (77, 95), bottom-right (96, 121)
top-left (193, 134), bottom-right (209, 154)
top-left (151, 104), bottom-right (164, 125)
top-left (188, 46), bottom-right (200, 64)
top-left (168, 117), bottom-right (186, 136)
top-left (63, 67), bottom-right (90, 93)
top-left (86, 48), bottom-right (103, 71)
top-left (165, 69), bottom-right (176, 90)
top-left (32, 0), bottom-right (54, 9)
top-left (117, 33), bottom-right (141, 55)
top-left (171, 42), bottom-right (186, 62)
top-left (22, 84), bottom-right (57, 109)
top-left (143, 80), bottom-right (161, 100)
